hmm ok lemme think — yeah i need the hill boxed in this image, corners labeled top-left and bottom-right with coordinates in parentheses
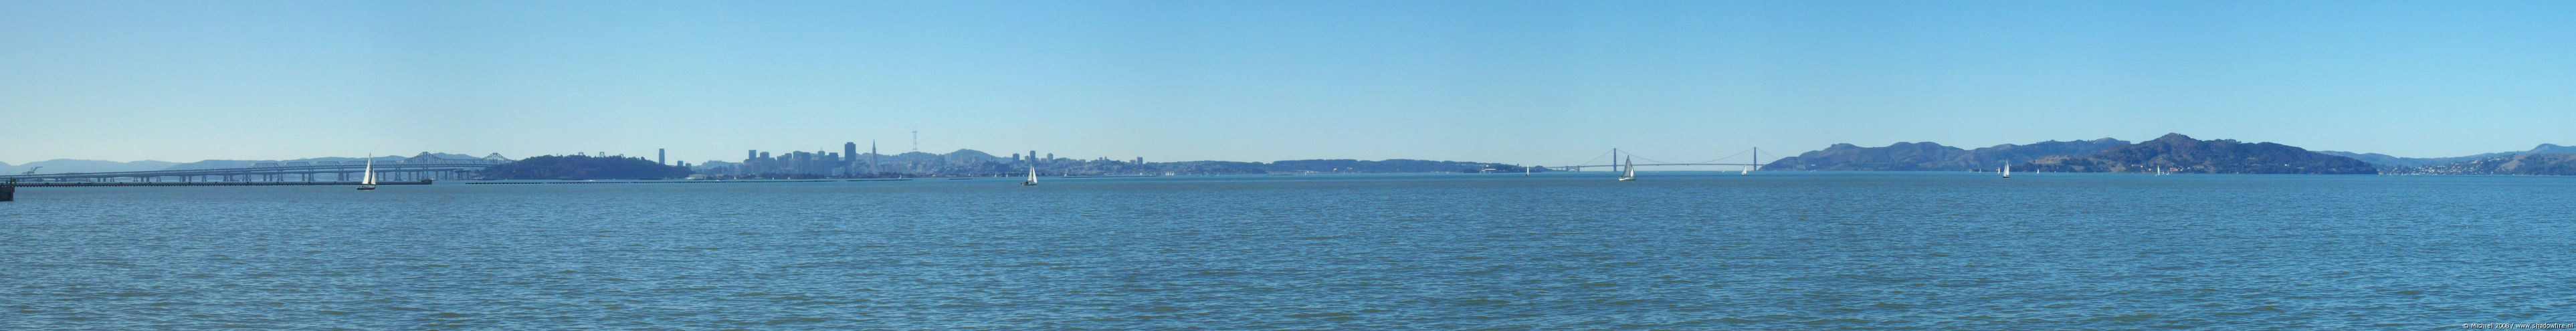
top-left (164, 156), bottom-right (407, 171)
top-left (2411, 153), bottom-right (2576, 175)
top-left (2017, 134), bottom-right (2375, 174)
top-left (1, 159), bottom-right (181, 175)
top-left (478, 154), bottom-right (692, 180)
top-left (1762, 138), bottom-right (2128, 171)
top-left (2318, 144), bottom-right (2576, 169)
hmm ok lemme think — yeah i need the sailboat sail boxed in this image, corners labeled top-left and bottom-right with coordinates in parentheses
top-left (356, 155), bottom-right (378, 190)
top-left (1617, 156), bottom-right (1637, 181)
top-left (1022, 164), bottom-right (1039, 185)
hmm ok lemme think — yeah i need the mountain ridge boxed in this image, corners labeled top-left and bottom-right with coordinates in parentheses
top-left (2318, 144), bottom-right (2576, 169)
top-left (2410, 152), bottom-right (2576, 175)
top-left (2017, 133), bottom-right (2375, 174)
top-left (1762, 138), bottom-right (2129, 171)
top-left (1, 159), bottom-right (181, 175)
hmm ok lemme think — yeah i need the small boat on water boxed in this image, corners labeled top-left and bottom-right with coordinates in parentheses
top-left (357, 156), bottom-right (377, 191)
top-left (1617, 156), bottom-right (1637, 181)
top-left (2001, 164), bottom-right (2011, 179)
top-left (1021, 164), bottom-right (1039, 186)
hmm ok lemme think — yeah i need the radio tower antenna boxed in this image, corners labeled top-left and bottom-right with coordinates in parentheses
top-left (910, 128), bottom-right (919, 152)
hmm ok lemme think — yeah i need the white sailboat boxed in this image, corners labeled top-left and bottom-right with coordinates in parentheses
top-left (1741, 164), bottom-right (1751, 176)
top-left (1021, 164), bottom-right (1039, 186)
top-left (2001, 164), bottom-right (2011, 179)
top-left (357, 155), bottom-right (377, 191)
top-left (1617, 156), bottom-right (1637, 181)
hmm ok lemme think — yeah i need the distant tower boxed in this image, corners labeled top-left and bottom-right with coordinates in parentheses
top-left (869, 140), bottom-right (879, 174)
top-left (910, 128), bottom-right (919, 153)
top-left (844, 142), bottom-right (858, 162)
top-left (1029, 150), bottom-right (1038, 164)
top-left (658, 148), bottom-right (666, 165)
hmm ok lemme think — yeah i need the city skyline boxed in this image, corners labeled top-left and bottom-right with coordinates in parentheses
top-left (6, 1), bottom-right (2573, 165)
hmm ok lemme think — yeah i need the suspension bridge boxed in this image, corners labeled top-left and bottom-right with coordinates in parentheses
top-left (1551, 148), bottom-right (1775, 172)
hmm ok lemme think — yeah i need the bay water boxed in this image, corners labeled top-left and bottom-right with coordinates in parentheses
top-left (5, 172), bottom-right (2571, 329)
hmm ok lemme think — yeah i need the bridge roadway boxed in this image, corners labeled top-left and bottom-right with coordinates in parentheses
top-left (0, 163), bottom-right (495, 183)
top-left (1553, 162), bottom-right (1764, 171)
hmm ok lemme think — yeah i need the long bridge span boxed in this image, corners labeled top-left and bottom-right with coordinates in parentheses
top-left (0, 163), bottom-right (494, 183)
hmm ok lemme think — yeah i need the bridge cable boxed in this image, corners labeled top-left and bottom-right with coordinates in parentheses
top-left (1571, 149), bottom-right (1615, 169)
top-left (1627, 153), bottom-right (1682, 165)
top-left (1680, 148), bottom-right (1757, 165)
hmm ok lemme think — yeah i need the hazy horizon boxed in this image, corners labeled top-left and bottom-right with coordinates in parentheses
top-left (7, 1), bottom-right (2571, 166)
top-left (20, 132), bottom-right (2576, 169)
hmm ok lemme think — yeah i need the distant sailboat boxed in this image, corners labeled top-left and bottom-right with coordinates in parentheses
top-left (356, 155), bottom-right (377, 191)
top-left (1524, 167), bottom-right (1530, 176)
top-left (1741, 164), bottom-right (1751, 176)
top-left (2001, 164), bottom-right (2011, 179)
top-left (1617, 156), bottom-right (1638, 181)
top-left (1021, 164), bottom-right (1039, 186)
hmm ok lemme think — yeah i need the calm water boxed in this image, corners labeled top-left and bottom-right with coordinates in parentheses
top-left (6, 172), bottom-right (2573, 330)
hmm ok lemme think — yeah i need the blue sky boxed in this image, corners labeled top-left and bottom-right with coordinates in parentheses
top-left (3, 1), bottom-right (2569, 166)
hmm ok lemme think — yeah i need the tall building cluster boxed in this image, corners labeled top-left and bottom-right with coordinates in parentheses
top-left (696, 137), bottom-right (1156, 177)
top-left (724, 141), bottom-right (945, 176)
top-left (739, 148), bottom-right (850, 175)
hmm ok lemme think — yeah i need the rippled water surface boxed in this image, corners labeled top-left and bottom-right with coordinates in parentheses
top-left (7, 172), bottom-right (2575, 329)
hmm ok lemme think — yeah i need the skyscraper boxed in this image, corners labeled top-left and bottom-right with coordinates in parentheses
top-left (843, 142), bottom-right (858, 174)
top-left (658, 148), bottom-right (666, 166)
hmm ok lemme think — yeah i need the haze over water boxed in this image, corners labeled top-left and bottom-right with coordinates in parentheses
top-left (7, 173), bottom-right (2569, 329)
